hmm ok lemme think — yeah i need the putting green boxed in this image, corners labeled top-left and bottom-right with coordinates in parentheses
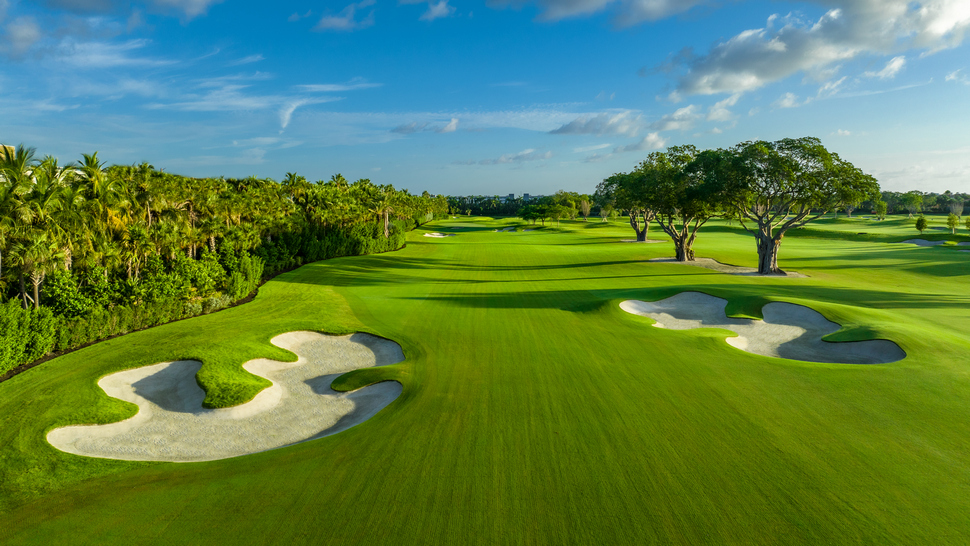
top-left (2, 216), bottom-right (970, 544)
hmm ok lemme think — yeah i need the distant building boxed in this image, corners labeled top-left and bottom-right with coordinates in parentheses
top-left (523, 193), bottom-right (530, 201)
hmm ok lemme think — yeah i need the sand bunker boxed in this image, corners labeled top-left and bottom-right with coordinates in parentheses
top-left (620, 292), bottom-right (904, 364)
top-left (48, 332), bottom-right (404, 462)
top-left (648, 257), bottom-right (807, 278)
top-left (424, 232), bottom-right (456, 238)
top-left (901, 239), bottom-right (946, 246)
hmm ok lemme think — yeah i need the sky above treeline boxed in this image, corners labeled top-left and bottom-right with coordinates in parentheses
top-left (2, 0), bottom-right (969, 195)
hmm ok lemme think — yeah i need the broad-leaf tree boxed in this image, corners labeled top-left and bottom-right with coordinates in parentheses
top-left (724, 137), bottom-right (880, 274)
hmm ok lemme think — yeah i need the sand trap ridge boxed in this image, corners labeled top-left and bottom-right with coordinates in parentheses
top-left (48, 332), bottom-right (405, 462)
top-left (424, 232), bottom-right (456, 238)
top-left (620, 292), bottom-right (904, 364)
top-left (901, 239), bottom-right (946, 246)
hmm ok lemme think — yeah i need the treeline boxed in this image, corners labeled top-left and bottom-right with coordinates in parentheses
top-left (594, 137), bottom-right (880, 274)
top-left (0, 145), bottom-right (448, 376)
top-left (875, 190), bottom-right (967, 218)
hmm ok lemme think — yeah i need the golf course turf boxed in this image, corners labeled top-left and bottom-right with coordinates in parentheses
top-left (1, 215), bottom-right (970, 543)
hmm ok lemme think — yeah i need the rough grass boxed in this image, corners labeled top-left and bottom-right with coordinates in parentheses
top-left (1, 216), bottom-right (970, 544)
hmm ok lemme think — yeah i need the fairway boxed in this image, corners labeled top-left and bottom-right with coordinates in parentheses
top-left (2, 217), bottom-right (970, 543)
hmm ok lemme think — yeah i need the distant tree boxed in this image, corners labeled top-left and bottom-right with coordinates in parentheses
top-left (966, 216), bottom-right (970, 233)
top-left (915, 215), bottom-right (928, 234)
top-left (596, 172), bottom-right (656, 242)
top-left (598, 204), bottom-right (611, 222)
top-left (845, 200), bottom-right (859, 217)
top-left (949, 200), bottom-right (965, 217)
top-left (901, 191), bottom-right (923, 218)
top-left (874, 200), bottom-right (888, 220)
top-left (947, 213), bottom-right (959, 234)
top-left (579, 200), bottom-right (591, 221)
top-left (547, 204), bottom-right (569, 227)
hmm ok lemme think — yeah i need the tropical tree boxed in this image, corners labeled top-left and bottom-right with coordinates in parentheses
top-left (596, 172), bottom-right (656, 242)
top-left (644, 145), bottom-right (725, 261)
top-left (723, 137), bottom-right (880, 274)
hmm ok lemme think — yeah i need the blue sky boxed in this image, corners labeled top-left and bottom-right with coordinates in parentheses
top-left (2, 0), bottom-right (969, 195)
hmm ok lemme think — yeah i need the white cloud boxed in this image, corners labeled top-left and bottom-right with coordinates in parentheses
top-left (649, 104), bottom-right (699, 131)
top-left (421, 0), bottom-right (455, 21)
top-left (550, 110), bottom-right (645, 136)
top-left (706, 94), bottom-right (740, 121)
top-left (675, 1), bottom-right (970, 96)
top-left (487, 0), bottom-right (706, 26)
top-left (945, 68), bottom-right (969, 84)
top-left (288, 10), bottom-right (312, 22)
top-left (297, 79), bottom-right (382, 92)
top-left (437, 118), bottom-right (459, 133)
top-left (151, 0), bottom-right (223, 19)
top-left (613, 132), bottom-right (666, 153)
top-left (315, 0), bottom-right (375, 31)
top-left (773, 92), bottom-right (804, 109)
top-left (55, 39), bottom-right (175, 68)
top-left (835, 129), bottom-right (851, 136)
top-left (229, 54), bottom-right (264, 66)
top-left (816, 76), bottom-right (847, 98)
top-left (864, 56), bottom-right (906, 79)
top-left (478, 148), bottom-right (553, 165)
top-left (573, 143), bottom-right (612, 153)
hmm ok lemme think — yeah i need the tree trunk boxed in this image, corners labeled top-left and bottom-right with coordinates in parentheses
top-left (31, 272), bottom-right (43, 309)
top-left (629, 211), bottom-right (648, 242)
top-left (19, 272), bottom-right (28, 309)
top-left (383, 212), bottom-right (390, 238)
top-left (673, 233), bottom-right (695, 261)
top-left (756, 235), bottom-right (783, 274)
top-left (209, 236), bottom-right (216, 252)
top-left (64, 246), bottom-right (72, 270)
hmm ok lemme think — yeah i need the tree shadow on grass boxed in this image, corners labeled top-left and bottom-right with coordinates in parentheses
top-left (396, 284), bottom-right (970, 312)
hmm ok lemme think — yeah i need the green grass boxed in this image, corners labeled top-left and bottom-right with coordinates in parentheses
top-left (2, 216), bottom-right (970, 543)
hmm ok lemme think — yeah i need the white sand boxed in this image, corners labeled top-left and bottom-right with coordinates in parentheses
top-left (901, 239), bottom-right (946, 246)
top-left (620, 292), bottom-right (904, 364)
top-left (48, 332), bottom-right (405, 462)
top-left (648, 257), bottom-right (808, 278)
top-left (959, 242), bottom-right (970, 246)
top-left (423, 232), bottom-right (456, 238)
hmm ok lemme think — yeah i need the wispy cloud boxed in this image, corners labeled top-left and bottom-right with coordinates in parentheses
top-left (315, 0), bottom-right (376, 31)
top-left (487, 0), bottom-right (706, 27)
top-left (550, 110), bottom-right (645, 137)
top-left (946, 68), bottom-right (969, 85)
top-left (56, 39), bottom-right (175, 68)
top-left (773, 92), bottom-right (805, 109)
top-left (573, 143), bottom-right (611, 153)
top-left (476, 148), bottom-right (553, 165)
top-left (437, 118), bottom-right (459, 133)
top-left (296, 79), bottom-right (382, 92)
top-left (864, 56), bottom-right (906, 79)
top-left (229, 54), bottom-right (264, 66)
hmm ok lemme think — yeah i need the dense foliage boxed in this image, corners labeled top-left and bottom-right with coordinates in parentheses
top-left (595, 137), bottom-right (881, 273)
top-left (0, 145), bottom-right (447, 375)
